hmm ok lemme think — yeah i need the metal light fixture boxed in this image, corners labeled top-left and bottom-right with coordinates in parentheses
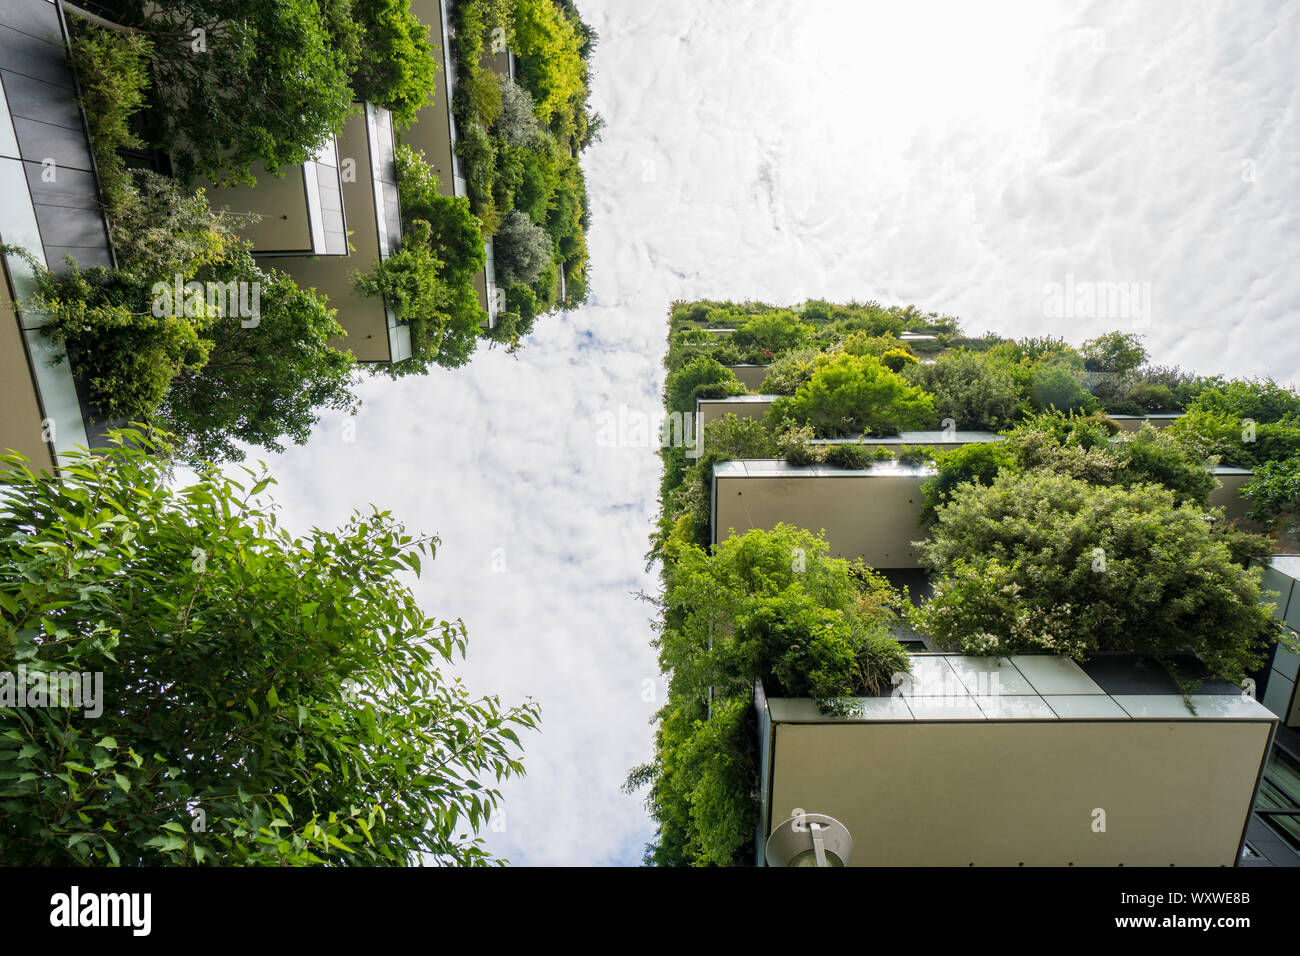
top-left (765, 813), bottom-right (852, 867)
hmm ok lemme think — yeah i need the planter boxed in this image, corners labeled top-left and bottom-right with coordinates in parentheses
top-left (756, 653), bottom-right (1276, 866)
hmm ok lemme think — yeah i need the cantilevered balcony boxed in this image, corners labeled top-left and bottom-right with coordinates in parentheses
top-left (756, 653), bottom-right (1276, 866)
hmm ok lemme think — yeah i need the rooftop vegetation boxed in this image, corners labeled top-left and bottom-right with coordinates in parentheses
top-left (633, 298), bottom-right (1299, 866)
top-left (25, 2), bottom-right (596, 463)
top-left (448, 0), bottom-right (599, 340)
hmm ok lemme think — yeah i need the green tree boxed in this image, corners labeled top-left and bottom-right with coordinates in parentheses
top-left (159, 264), bottom-right (359, 464)
top-left (493, 210), bottom-right (554, 289)
top-left (394, 146), bottom-right (487, 285)
top-left (757, 347), bottom-right (821, 395)
top-left (67, 23), bottom-right (153, 217)
top-left (333, 0), bottom-right (438, 128)
top-left (1082, 331), bottom-right (1147, 374)
top-left (772, 353), bottom-right (936, 437)
top-left (1030, 356), bottom-right (1095, 413)
top-left (6, 249), bottom-right (215, 423)
top-left (921, 439), bottom-right (1016, 519)
top-left (0, 433), bottom-right (539, 865)
top-left (96, 1), bottom-right (354, 184)
top-left (913, 469), bottom-right (1278, 683)
top-left (1244, 456), bottom-right (1300, 527)
top-left (629, 525), bottom-right (909, 866)
top-left (729, 311), bottom-right (809, 358)
top-left (1169, 379), bottom-right (1300, 467)
top-left (496, 79), bottom-right (541, 146)
top-left (512, 0), bottom-right (588, 136)
top-left (353, 221), bottom-right (485, 374)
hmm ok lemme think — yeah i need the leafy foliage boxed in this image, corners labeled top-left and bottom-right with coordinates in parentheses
top-left (158, 265), bottom-right (359, 463)
top-left (771, 353), bottom-right (936, 437)
top-left (913, 469), bottom-right (1278, 683)
top-left (353, 221), bottom-right (482, 374)
top-left (904, 349), bottom-right (1020, 430)
top-left (92, 2), bottom-right (352, 184)
top-left (336, 0), bottom-right (439, 127)
top-left (921, 439), bottom-right (1016, 518)
top-left (1245, 456), bottom-right (1300, 526)
top-left (1168, 379), bottom-right (1300, 467)
top-left (493, 209), bottom-right (554, 289)
top-left (67, 23), bottom-right (152, 218)
top-left (629, 526), bottom-right (909, 866)
top-left (1082, 332), bottom-right (1147, 374)
top-left (0, 433), bottom-right (538, 865)
top-left (664, 356), bottom-right (744, 416)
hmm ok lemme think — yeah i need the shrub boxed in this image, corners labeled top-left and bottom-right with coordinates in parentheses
top-left (1030, 357), bottom-right (1095, 413)
top-left (1169, 403), bottom-right (1300, 467)
top-left (824, 443), bottom-right (872, 470)
top-left (1128, 382), bottom-right (1178, 412)
top-left (1082, 331), bottom-right (1147, 374)
top-left (107, 173), bottom-right (240, 277)
top-left (758, 347), bottom-right (821, 395)
top-left (341, 0), bottom-right (439, 127)
top-left (629, 526), bottom-right (909, 865)
top-left (493, 210), bottom-right (554, 289)
top-left (776, 423), bottom-right (819, 466)
top-left (353, 220), bottom-right (483, 372)
top-left (921, 440), bottom-right (1016, 518)
top-left (1000, 412), bottom-right (1215, 506)
top-left (771, 353), bottom-right (936, 437)
top-left (513, 0), bottom-right (589, 136)
top-left (664, 356), bottom-right (744, 415)
top-left (1245, 456), bottom-right (1300, 526)
top-left (68, 24), bottom-right (152, 216)
top-left (913, 470), bottom-right (1279, 684)
top-left (837, 332), bottom-right (909, 359)
top-left (730, 311), bottom-right (809, 359)
top-left (159, 263), bottom-right (358, 464)
top-left (897, 445), bottom-right (936, 467)
top-left (879, 348), bottom-right (918, 373)
top-left (905, 349), bottom-right (1021, 430)
top-left (497, 79), bottom-right (541, 146)
top-left (394, 146), bottom-right (487, 286)
top-left (121, 1), bottom-right (353, 184)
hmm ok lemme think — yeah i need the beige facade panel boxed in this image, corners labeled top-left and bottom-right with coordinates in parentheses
top-left (0, 275), bottom-right (54, 473)
top-left (1110, 413), bottom-right (1182, 432)
top-left (206, 164), bottom-right (314, 252)
top-left (698, 395), bottom-right (773, 431)
top-left (713, 461), bottom-right (930, 569)
top-left (405, 0), bottom-right (458, 196)
top-left (1210, 467), bottom-right (1256, 526)
top-left (273, 110), bottom-right (392, 362)
top-left (768, 717), bottom-right (1271, 866)
top-left (725, 365), bottom-right (769, 391)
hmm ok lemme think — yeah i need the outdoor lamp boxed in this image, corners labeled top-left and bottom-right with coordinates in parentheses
top-left (765, 813), bottom-right (852, 867)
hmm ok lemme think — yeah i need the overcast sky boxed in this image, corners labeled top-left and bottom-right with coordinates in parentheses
top-left (245, 0), bottom-right (1300, 865)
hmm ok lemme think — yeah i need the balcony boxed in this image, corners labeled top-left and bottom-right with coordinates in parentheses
top-left (756, 653), bottom-right (1277, 866)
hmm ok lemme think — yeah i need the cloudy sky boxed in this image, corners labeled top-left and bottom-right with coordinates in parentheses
top-left (247, 0), bottom-right (1300, 865)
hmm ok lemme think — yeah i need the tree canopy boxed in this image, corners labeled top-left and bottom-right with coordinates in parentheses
top-left (0, 432), bottom-right (538, 865)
